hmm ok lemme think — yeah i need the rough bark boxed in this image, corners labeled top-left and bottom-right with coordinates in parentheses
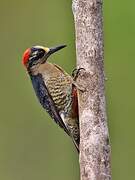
top-left (72, 0), bottom-right (111, 180)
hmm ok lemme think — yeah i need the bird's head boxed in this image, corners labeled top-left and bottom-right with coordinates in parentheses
top-left (22, 45), bottom-right (66, 69)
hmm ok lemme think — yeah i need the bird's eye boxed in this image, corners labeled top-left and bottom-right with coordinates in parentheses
top-left (37, 49), bottom-right (45, 59)
top-left (32, 49), bottom-right (45, 59)
top-left (28, 48), bottom-right (46, 68)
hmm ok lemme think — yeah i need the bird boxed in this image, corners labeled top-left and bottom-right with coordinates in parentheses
top-left (22, 45), bottom-right (79, 152)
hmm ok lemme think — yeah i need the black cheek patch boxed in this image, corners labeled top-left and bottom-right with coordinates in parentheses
top-left (28, 49), bottom-right (45, 68)
top-left (37, 49), bottom-right (45, 59)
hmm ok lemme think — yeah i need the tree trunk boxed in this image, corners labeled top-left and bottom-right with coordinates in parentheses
top-left (72, 0), bottom-right (111, 179)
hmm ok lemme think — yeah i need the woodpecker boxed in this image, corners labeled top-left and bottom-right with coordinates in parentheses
top-left (22, 45), bottom-right (79, 152)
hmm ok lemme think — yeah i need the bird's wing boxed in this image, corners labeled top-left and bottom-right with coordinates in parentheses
top-left (30, 74), bottom-right (70, 136)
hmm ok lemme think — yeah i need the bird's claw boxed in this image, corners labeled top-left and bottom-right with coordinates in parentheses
top-left (72, 68), bottom-right (85, 81)
top-left (72, 68), bottom-right (86, 92)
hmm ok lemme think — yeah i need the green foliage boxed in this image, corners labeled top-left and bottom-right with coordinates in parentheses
top-left (0, 0), bottom-right (134, 179)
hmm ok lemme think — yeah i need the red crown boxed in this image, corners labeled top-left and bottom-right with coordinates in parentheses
top-left (22, 48), bottom-right (31, 66)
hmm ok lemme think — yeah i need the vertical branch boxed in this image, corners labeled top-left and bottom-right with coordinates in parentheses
top-left (72, 0), bottom-right (111, 180)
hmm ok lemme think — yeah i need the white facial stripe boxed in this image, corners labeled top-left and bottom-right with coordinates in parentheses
top-left (34, 46), bottom-right (49, 53)
top-left (32, 51), bottom-right (38, 56)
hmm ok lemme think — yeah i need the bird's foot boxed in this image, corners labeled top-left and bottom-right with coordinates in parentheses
top-left (72, 68), bottom-right (87, 92)
top-left (72, 68), bottom-right (85, 81)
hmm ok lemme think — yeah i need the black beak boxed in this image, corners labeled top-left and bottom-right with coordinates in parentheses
top-left (42, 45), bottom-right (66, 64)
top-left (48, 45), bottom-right (66, 56)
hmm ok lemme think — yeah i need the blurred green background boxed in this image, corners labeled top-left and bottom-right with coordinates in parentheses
top-left (0, 0), bottom-right (134, 179)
